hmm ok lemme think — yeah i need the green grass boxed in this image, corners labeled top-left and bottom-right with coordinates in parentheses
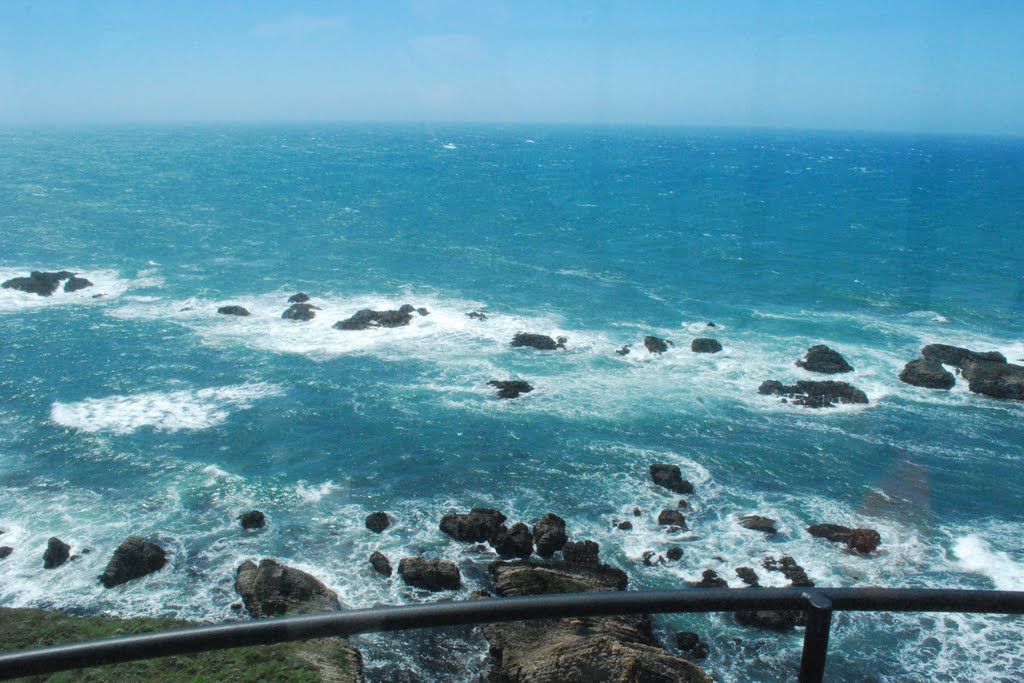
top-left (0, 608), bottom-right (356, 682)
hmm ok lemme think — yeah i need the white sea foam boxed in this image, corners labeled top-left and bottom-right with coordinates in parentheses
top-left (0, 268), bottom-right (141, 313)
top-left (295, 481), bottom-right (336, 503)
top-left (50, 383), bottom-right (282, 434)
top-left (953, 535), bottom-right (1024, 591)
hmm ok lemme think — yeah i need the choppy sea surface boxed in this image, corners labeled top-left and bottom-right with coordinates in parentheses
top-left (0, 124), bottom-right (1022, 682)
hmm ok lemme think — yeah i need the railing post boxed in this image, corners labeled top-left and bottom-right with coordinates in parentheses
top-left (798, 591), bottom-right (833, 683)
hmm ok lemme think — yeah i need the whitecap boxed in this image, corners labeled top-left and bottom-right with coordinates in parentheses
top-left (953, 535), bottom-right (1024, 591)
top-left (295, 481), bottom-right (336, 503)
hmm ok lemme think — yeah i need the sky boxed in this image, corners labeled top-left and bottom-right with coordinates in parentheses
top-left (1, 0), bottom-right (1023, 134)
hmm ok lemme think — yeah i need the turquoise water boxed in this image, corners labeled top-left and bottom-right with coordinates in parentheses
top-left (0, 124), bottom-right (1022, 681)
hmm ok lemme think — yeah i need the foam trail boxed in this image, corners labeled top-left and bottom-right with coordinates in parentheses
top-left (953, 536), bottom-right (1024, 591)
top-left (295, 481), bottom-right (336, 503)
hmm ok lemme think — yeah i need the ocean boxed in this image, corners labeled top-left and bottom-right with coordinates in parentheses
top-left (0, 124), bottom-right (1021, 681)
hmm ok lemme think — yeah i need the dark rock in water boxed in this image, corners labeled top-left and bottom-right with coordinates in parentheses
top-left (735, 608), bottom-right (801, 630)
top-left (676, 631), bottom-right (700, 651)
top-left (282, 302), bottom-right (319, 321)
top-left (100, 536), bottom-right (167, 587)
top-left (736, 567), bottom-right (760, 586)
top-left (616, 344), bottom-right (631, 356)
top-left (333, 305), bottom-right (417, 330)
top-left (532, 513), bottom-right (568, 558)
top-left (466, 311), bottom-right (488, 321)
top-left (689, 642), bottom-right (710, 660)
top-left (440, 508), bottom-right (506, 543)
top-left (510, 332), bottom-right (566, 350)
top-left (691, 338), bottom-right (723, 353)
top-left (235, 558), bottom-right (341, 617)
top-left (416, 307), bottom-right (429, 316)
top-left (738, 515), bottom-right (777, 535)
top-left (641, 550), bottom-right (660, 566)
top-left (922, 343), bottom-right (1006, 367)
top-left (616, 520), bottom-right (633, 531)
top-left (666, 546), bottom-right (684, 561)
top-left (64, 275), bottom-right (93, 293)
top-left (217, 305), bottom-right (251, 317)
top-left (807, 524), bottom-right (881, 554)
top-left (491, 522), bottom-right (534, 559)
top-left (562, 539), bottom-right (600, 566)
top-left (43, 537), bottom-right (71, 569)
top-left (762, 555), bottom-right (814, 587)
top-left (796, 345), bottom-right (854, 374)
top-left (365, 511), bottom-right (390, 533)
top-left (650, 463), bottom-right (695, 494)
top-left (961, 360), bottom-right (1024, 400)
top-left (488, 380), bottom-right (533, 399)
top-left (369, 551), bottom-right (392, 577)
top-left (900, 358), bottom-right (956, 389)
top-left (658, 509), bottom-right (687, 528)
top-left (632, 507), bottom-right (642, 516)
top-left (644, 335), bottom-right (673, 354)
top-left (1, 270), bottom-right (75, 296)
top-left (92, 294), bottom-right (104, 298)
top-left (239, 510), bottom-right (265, 529)
top-left (398, 556), bottom-right (460, 591)
top-left (705, 322), bottom-right (717, 328)
top-left (695, 569), bottom-right (727, 588)
top-left (758, 379), bottom-right (868, 408)
top-left (288, 292), bottom-right (310, 303)
top-left (0, 547), bottom-right (12, 560)
top-left (678, 499), bottom-right (690, 509)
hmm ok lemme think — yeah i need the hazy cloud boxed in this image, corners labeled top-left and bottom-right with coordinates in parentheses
top-left (250, 15), bottom-right (346, 38)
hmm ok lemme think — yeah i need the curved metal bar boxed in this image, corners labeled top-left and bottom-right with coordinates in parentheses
top-left (0, 587), bottom-right (1022, 680)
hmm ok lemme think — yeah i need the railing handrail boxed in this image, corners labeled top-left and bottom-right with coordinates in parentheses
top-left (1, 587), bottom-right (1022, 682)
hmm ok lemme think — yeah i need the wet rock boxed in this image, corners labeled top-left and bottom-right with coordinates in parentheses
top-left (735, 609), bottom-right (801, 630)
top-left (491, 523), bottom-right (534, 559)
top-left (666, 546), bottom-right (684, 561)
top-left (488, 380), bottom-right (534, 399)
top-left (678, 499), bottom-right (691, 509)
top-left (532, 513), bottom-right (568, 558)
top-left (510, 332), bottom-right (567, 350)
top-left (899, 358), bottom-right (956, 389)
top-left (807, 524), bottom-right (881, 553)
top-left (466, 311), bottom-right (488, 321)
top-left (616, 344), bottom-right (631, 356)
top-left (282, 302), bottom-right (319, 321)
top-left (288, 292), bottom-right (310, 303)
top-left (758, 379), bottom-right (868, 408)
top-left (239, 510), bottom-right (265, 529)
top-left (2, 270), bottom-right (76, 296)
top-left (641, 551), bottom-right (660, 566)
top-left (234, 558), bottom-right (341, 617)
top-left (691, 338), bottom-right (722, 353)
top-left (632, 507), bottom-right (642, 516)
top-left (365, 511), bottom-right (391, 533)
top-left (217, 305), bottom-right (250, 316)
top-left (922, 344), bottom-right (1006, 367)
top-left (736, 567), bottom-right (760, 586)
top-left (440, 508), bottom-right (507, 543)
top-left (705, 322), bottom-right (717, 328)
top-left (369, 551), bottom-right (392, 577)
top-left (644, 335), bottom-right (673, 354)
top-left (695, 570), bottom-right (727, 588)
top-left (658, 509), bottom-right (687, 528)
top-left (737, 515), bottom-right (777, 535)
top-left (650, 463), bottom-right (695, 494)
top-left (398, 556), bottom-right (460, 591)
top-left (796, 345), bottom-right (854, 374)
top-left (416, 307), bottom-right (429, 316)
top-left (762, 556), bottom-right (814, 587)
top-left (43, 537), bottom-right (71, 569)
top-left (100, 536), bottom-right (167, 587)
top-left (334, 305), bottom-right (418, 329)
top-left (64, 275), bottom-right (93, 292)
top-left (562, 540), bottom-right (600, 566)
top-left (0, 547), bottom-right (12, 560)
top-left (616, 521), bottom-right (633, 531)
top-left (961, 360), bottom-right (1024, 400)
top-left (676, 632), bottom-right (700, 651)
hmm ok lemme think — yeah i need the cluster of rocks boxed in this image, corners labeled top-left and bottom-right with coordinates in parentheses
top-left (616, 333), bottom-right (722, 357)
top-left (0, 533), bottom-right (167, 588)
top-left (760, 345), bottom-right (869, 409)
top-left (2, 270), bottom-right (93, 296)
top-left (900, 343), bottom-right (1022, 400)
top-left (334, 304), bottom-right (429, 330)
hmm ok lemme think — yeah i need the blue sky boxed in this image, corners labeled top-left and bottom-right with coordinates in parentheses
top-left (1, 1), bottom-right (1022, 134)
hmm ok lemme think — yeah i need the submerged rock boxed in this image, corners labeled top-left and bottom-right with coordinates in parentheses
top-left (922, 344), bottom-right (1006, 367)
top-left (650, 463), bottom-right (695, 494)
top-left (532, 513), bottom-right (568, 558)
top-left (365, 511), bottom-right (391, 533)
top-left (807, 524), bottom-right (881, 554)
top-left (758, 379), bottom-right (868, 408)
top-left (43, 537), bottom-right (71, 569)
top-left (737, 515), bottom-right (777, 535)
top-left (369, 551), bottom-right (392, 577)
top-left (234, 558), bottom-right (341, 617)
top-left (239, 510), bottom-right (265, 530)
top-left (334, 305), bottom-right (418, 330)
top-left (961, 360), bottom-right (1024, 400)
top-left (616, 344), bottom-right (631, 356)
top-left (488, 380), bottom-right (534, 399)
top-left (1, 270), bottom-right (76, 296)
top-left (440, 508), bottom-right (507, 543)
top-left (398, 556), bottom-right (460, 591)
top-left (100, 536), bottom-right (167, 588)
top-left (644, 335), bottom-right (673, 354)
top-left (511, 332), bottom-right (567, 350)
top-left (282, 302), bottom-right (319, 321)
top-left (899, 358), bottom-right (956, 389)
top-left (217, 305), bottom-right (251, 317)
top-left (466, 311), bottom-right (488, 321)
top-left (691, 338), bottom-right (722, 353)
top-left (796, 345), bottom-right (854, 374)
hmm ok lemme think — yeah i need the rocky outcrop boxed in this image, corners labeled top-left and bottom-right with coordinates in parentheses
top-left (484, 559), bottom-right (710, 683)
top-left (758, 380), bottom-right (868, 408)
top-left (762, 555), bottom-right (814, 587)
top-left (1, 270), bottom-right (79, 296)
top-left (735, 567), bottom-right (760, 586)
top-left (0, 547), bottom-right (11, 560)
top-left (562, 540), bottom-right (600, 566)
top-left (440, 508), bottom-right (507, 543)
top-left (288, 292), bottom-right (310, 303)
top-left (922, 344), bottom-right (1006, 367)
top-left (369, 551), bottom-right (392, 577)
top-left (398, 556), bottom-right (460, 591)
top-left (100, 536), bottom-right (168, 588)
top-left (43, 537), bottom-right (71, 569)
top-left (511, 333), bottom-right (567, 350)
top-left (234, 558), bottom-right (341, 618)
top-left (489, 380), bottom-right (534, 399)
top-left (796, 345), bottom-right (853, 374)
top-left (282, 303), bottom-right (319, 321)
top-left (365, 511), bottom-right (390, 533)
top-left (649, 464), bottom-right (694, 494)
top-left (644, 336), bottom-right (672, 354)
top-left (616, 345), bottom-right (631, 356)
top-left (64, 275), bottom-right (93, 293)
top-left (899, 359), bottom-right (955, 389)
top-left (666, 546), bottom-right (683, 561)
top-left (217, 305), bottom-right (251, 317)
top-left (467, 311), bottom-right (488, 321)
top-left (333, 305), bottom-right (420, 330)
top-left (492, 523), bottom-right (534, 559)
top-left (657, 510), bottom-right (687, 529)
top-left (532, 514), bottom-right (567, 558)
top-left (807, 524), bottom-right (881, 554)
top-left (694, 570), bottom-right (727, 588)
top-left (691, 338), bottom-right (722, 354)
top-left (239, 510), bottom-right (265, 529)
top-left (737, 515), bottom-right (777, 535)
top-left (961, 360), bottom-right (1024, 400)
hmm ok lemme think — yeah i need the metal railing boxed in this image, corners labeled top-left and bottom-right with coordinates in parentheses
top-left (1, 587), bottom-right (1022, 682)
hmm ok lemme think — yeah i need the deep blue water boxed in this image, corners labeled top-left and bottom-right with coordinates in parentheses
top-left (0, 124), bottom-right (1022, 681)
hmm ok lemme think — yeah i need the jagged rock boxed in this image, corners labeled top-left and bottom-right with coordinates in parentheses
top-left (0, 547), bottom-right (12, 560)
top-left (491, 523), bottom-right (534, 559)
top-left (657, 510), bottom-right (687, 528)
top-left (365, 511), bottom-right (390, 533)
top-left (440, 508), bottom-right (506, 543)
top-left (695, 570), bottom-right (727, 588)
top-left (532, 513), bottom-right (568, 558)
top-left (762, 556), bottom-right (814, 587)
top-left (616, 521), bottom-right (633, 531)
top-left (43, 537), bottom-right (71, 569)
top-left (796, 345), bottom-right (853, 373)
top-left (616, 345), bottom-right (631, 356)
top-left (562, 540), bottom-right (600, 566)
top-left (649, 464), bottom-right (694, 494)
top-left (234, 558), bottom-right (341, 617)
top-left (736, 567), bottom-right (760, 586)
top-left (922, 344), bottom-right (1006, 367)
top-left (398, 556), bottom-right (460, 591)
top-left (467, 311), bottom-right (488, 321)
top-left (2, 270), bottom-right (75, 296)
top-left (288, 292), bottom-right (310, 303)
top-left (100, 536), bottom-right (167, 588)
top-left (217, 305), bottom-right (250, 316)
top-left (899, 358), bottom-right (956, 389)
top-left (666, 546), bottom-right (683, 561)
top-left (333, 306), bottom-right (418, 329)
top-left (511, 333), bottom-right (566, 350)
top-left (644, 336), bottom-right (673, 354)
top-left (807, 524), bottom-right (881, 553)
top-left (632, 508), bottom-right (642, 516)
top-left (489, 380), bottom-right (534, 399)
top-left (239, 510), bottom-right (265, 529)
top-left (282, 302), bottom-right (319, 321)
top-left (691, 338), bottom-right (722, 353)
top-left (641, 551), bottom-right (661, 566)
top-left (961, 360), bottom-right (1024, 400)
top-left (758, 380), bottom-right (868, 408)
top-left (64, 275), bottom-right (93, 292)
top-left (738, 515), bottom-right (777, 535)
top-left (369, 551), bottom-right (392, 577)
